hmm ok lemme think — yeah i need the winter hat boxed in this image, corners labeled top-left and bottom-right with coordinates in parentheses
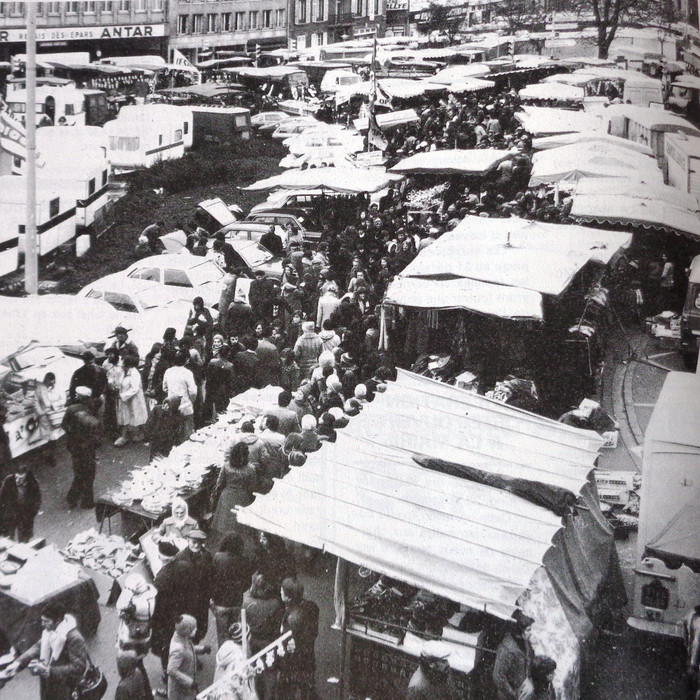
top-left (301, 414), bottom-right (317, 431)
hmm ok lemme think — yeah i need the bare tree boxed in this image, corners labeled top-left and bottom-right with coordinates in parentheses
top-left (426, 2), bottom-right (464, 45)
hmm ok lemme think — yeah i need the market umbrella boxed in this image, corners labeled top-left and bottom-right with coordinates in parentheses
top-left (390, 149), bottom-right (510, 176)
top-left (241, 167), bottom-right (402, 193)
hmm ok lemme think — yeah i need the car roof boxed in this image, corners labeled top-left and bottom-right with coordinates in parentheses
top-left (127, 253), bottom-right (216, 271)
top-left (224, 222), bottom-right (273, 232)
top-left (85, 272), bottom-right (165, 294)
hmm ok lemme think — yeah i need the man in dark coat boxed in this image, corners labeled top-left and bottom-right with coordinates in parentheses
top-left (204, 346), bottom-right (236, 418)
top-left (212, 235), bottom-right (238, 274)
top-left (225, 297), bottom-right (255, 339)
top-left (144, 396), bottom-right (184, 460)
top-left (248, 270), bottom-right (277, 321)
top-left (9, 601), bottom-right (89, 700)
top-left (68, 351), bottom-right (107, 403)
top-left (232, 336), bottom-right (261, 394)
top-left (61, 386), bottom-right (101, 509)
top-left (260, 225), bottom-right (285, 257)
top-left (255, 327), bottom-right (281, 387)
top-left (175, 530), bottom-right (214, 643)
top-left (0, 463), bottom-right (41, 542)
top-left (107, 326), bottom-right (140, 361)
top-left (115, 650), bottom-right (151, 700)
top-left (275, 578), bottom-right (319, 700)
top-left (151, 542), bottom-right (189, 674)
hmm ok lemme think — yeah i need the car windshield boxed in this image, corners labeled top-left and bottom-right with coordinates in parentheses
top-left (188, 260), bottom-right (224, 287)
top-left (237, 241), bottom-right (273, 266)
top-left (135, 285), bottom-right (176, 309)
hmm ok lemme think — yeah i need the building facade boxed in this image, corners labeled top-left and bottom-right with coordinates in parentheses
top-left (0, 1), bottom-right (168, 62)
top-left (169, 0), bottom-right (287, 62)
top-left (289, 0), bottom-right (386, 50)
top-left (385, 0), bottom-right (408, 37)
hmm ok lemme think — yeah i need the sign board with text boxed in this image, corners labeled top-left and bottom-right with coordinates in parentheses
top-left (0, 24), bottom-right (166, 43)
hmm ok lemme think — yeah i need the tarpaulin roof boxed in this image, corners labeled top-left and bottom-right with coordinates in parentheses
top-left (399, 215), bottom-right (632, 296)
top-left (378, 78), bottom-right (446, 98)
top-left (605, 104), bottom-right (700, 133)
top-left (646, 502), bottom-right (700, 569)
top-left (241, 167), bottom-right (401, 193)
top-left (432, 64), bottom-right (493, 83)
top-left (389, 148), bottom-right (509, 175)
top-left (542, 72), bottom-right (598, 86)
top-left (573, 176), bottom-right (699, 210)
top-left (519, 82), bottom-right (585, 101)
top-left (673, 74), bottom-right (700, 90)
top-left (570, 194), bottom-right (700, 241)
top-left (532, 131), bottom-right (654, 155)
top-left (529, 142), bottom-right (661, 186)
top-left (238, 369), bottom-right (603, 620)
top-left (444, 77), bottom-right (495, 93)
top-left (573, 66), bottom-right (662, 87)
top-left (515, 106), bottom-right (604, 136)
top-left (384, 275), bottom-right (544, 320)
top-left (236, 66), bottom-right (307, 79)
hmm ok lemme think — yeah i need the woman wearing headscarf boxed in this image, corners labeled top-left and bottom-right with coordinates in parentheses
top-left (104, 347), bottom-right (123, 441)
top-left (213, 623), bottom-right (258, 699)
top-left (33, 372), bottom-right (60, 467)
top-left (116, 573), bottom-right (157, 697)
top-left (211, 442), bottom-right (257, 537)
top-left (156, 497), bottom-right (199, 550)
top-left (115, 354), bottom-right (149, 447)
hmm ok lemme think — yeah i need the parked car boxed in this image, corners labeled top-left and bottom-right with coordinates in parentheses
top-left (271, 118), bottom-right (321, 139)
top-left (251, 111), bottom-right (289, 130)
top-left (77, 274), bottom-right (193, 355)
top-left (218, 237), bottom-right (285, 281)
top-left (121, 254), bottom-right (227, 309)
top-left (216, 221), bottom-right (289, 247)
top-left (249, 188), bottom-right (351, 215)
top-left (245, 208), bottom-right (322, 242)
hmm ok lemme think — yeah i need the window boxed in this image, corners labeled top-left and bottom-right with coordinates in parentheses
top-left (49, 198), bottom-right (60, 218)
top-left (193, 13), bottom-right (204, 32)
top-left (177, 14), bottom-right (188, 33)
top-left (85, 289), bottom-right (103, 300)
top-left (296, 0), bottom-right (306, 23)
top-left (183, 121), bottom-right (188, 134)
top-left (234, 10), bottom-right (244, 29)
top-left (276, 8), bottom-right (285, 25)
top-left (374, 0), bottom-right (378, 14)
top-left (104, 292), bottom-right (138, 314)
top-left (175, 129), bottom-right (183, 141)
top-left (135, 0), bottom-right (146, 10)
top-left (316, 0), bottom-right (324, 20)
top-left (235, 115), bottom-right (248, 128)
top-left (164, 269), bottom-right (192, 287)
top-left (248, 10), bottom-right (258, 28)
top-left (151, 0), bottom-right (162, 9)
top-left (262, 9), bottom-right (271, 27)
top-left (221, 12), bottom-right (231, 30)
top-left (158, 134), bottom-right (163, 145)
top-left (88, 178), bottom-right (96, 195)
top-left (102, 1), bottom-right (114, 11)
top-left (65, 103), bottom-right (75, 115)
top-left (109, 135), bottom-right (140, 151)
top-left (66, 1), bottom-right (79, 13)
top-left (206, 12), bottom-right (216, 31)
top-left (118, 0), bottom-right (129, 11)
top-left (84, 1), bottom-right (96, 12)
top-left (47, 2), bottom-right (61, 14)
top-left (354, 0), bottom-right (362, 15)
top-left (129, 267), bottom-right (160, 282)
top-left (102, 169), bottom-right (108, 186)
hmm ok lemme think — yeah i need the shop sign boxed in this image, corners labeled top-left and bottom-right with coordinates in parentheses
top-left (0, 24), bottom-right (166, 43)
top-left (6, 412), bottom-right (46, 458)
top-left (386, 1), bottom-right (408, 10)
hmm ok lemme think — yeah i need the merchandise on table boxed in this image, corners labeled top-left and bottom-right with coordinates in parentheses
top-left (61, 528), bottom-right (142, 579)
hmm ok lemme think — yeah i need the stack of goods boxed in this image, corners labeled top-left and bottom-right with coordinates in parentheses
top-left (646, 311), bottom-right (681, 340)
top-left (61, 529), bottom-right (142, 578)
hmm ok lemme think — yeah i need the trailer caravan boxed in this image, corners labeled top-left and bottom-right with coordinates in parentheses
top-left (104, 105), bottom-right (193, 170)
top-left (6, 84), bottom-right (88, 127)
top-left (629, 371), bottom-right (700, 638)
top-left (665, 132), bottom-right (700, 198)
top-left (0, 176), bottom-right (77, 257)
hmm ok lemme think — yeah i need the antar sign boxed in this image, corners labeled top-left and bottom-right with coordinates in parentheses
top-left (0, 24), bottom-right (166, 43)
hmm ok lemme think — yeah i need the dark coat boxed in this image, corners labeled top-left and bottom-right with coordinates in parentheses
top-left (255, 338), bottom-right (281, 387)
top-left (68, 363), bottom-right (107, 401)
top-left (211, 551), bottom-right (254, 608)
top-left (225, 301), bottom-right (255, 338)
top-left (205, 358), bottom-right (236, 410)
top-left (61, 403), bottom-right (100, 454)
top-left (175, 547), bottom-right (214, 642)
top-left (115, 668), bottom-right (151, 700)
top-left (17, 626), bottom-right (89, 700)
top-left (151, 559), bottom-right (191, 656)
top-left (233, 350), bottom-right (260, 394)
top-left (0, 471), bottom-right (41, 536)
top-left (144, 405), bottom-right (184, 459)
top-left (260, 231), bottom-right (285, 257)
top-left (248, 277), bottom-right (277, 318)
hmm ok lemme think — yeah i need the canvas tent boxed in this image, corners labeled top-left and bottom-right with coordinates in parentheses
top-left (397, 216), bottom-right (632, 297)
top-left (519, 82), bottom-right (585, 102)
top-left (389, 149), bottom-right (509, 176)
top-left (532, 131), bottom-right (653, 155)
top-left (241, 167), bottom-right (400, 193)
top-left (515, 106), bottom-right (604, 137)
top-left (238, 370), bottom-right (625, 698)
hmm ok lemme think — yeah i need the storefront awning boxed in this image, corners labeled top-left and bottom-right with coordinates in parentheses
top-left (390, 148), bottom-right (509, 175)
top-left (238, 370), bottom-right (603, 620)
top-left (384, 275), bottom-right (544, 320)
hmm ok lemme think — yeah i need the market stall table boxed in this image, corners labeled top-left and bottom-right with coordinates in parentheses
top-left (0, 541), bottom-right (100, 652)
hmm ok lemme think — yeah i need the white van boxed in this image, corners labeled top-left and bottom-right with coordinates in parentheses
top-left (6, 84), bottom-right (87, 126)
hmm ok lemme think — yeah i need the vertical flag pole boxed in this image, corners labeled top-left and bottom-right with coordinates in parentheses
top-left (25, 1), bottom-right (38, 295)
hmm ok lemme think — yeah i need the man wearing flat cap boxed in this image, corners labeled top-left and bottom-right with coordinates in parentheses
top-left (68, 350), bottom-right (107, 404)
top-left (61, 386), bottom-right (101, 509)
top-left (175, 530), bottom-right (214, 643)
top-left (107, 326), bottom-right (140, 361)
top-left (407, 640), bottom-right (458, 700)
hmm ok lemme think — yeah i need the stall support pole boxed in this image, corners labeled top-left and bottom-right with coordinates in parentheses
top-left (241, 607), bottom-right (249, 659)
top-left (337, 558), bottom-right (349, 700)
top-left (24, 0), bottom-right (38, 296)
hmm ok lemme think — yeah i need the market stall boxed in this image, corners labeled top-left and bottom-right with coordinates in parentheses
top-left (237, 370), bottom-right (624, 699)
top-left (518, 82), bottom-right (586, 105)
top-left (242, 167), bottom-right (401, 193)
top-left (531, 131), bottom-right (654, 154)
top-left (389, 149), bottom-right (510, 176)
top-left (0, 539), bottom-right (100, 652)
top-left (515, 106), bottom-right (604, 137)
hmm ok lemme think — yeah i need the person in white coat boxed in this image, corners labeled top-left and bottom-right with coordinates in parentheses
top-left (115, 355), bottom-right (149, 447)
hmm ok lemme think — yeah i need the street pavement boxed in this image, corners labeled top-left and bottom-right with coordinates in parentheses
top-left (5, 325), bottom-right (694, 699)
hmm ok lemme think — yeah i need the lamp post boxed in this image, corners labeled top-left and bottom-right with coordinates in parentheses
top-left (24, 0), bottom-right (38, 295)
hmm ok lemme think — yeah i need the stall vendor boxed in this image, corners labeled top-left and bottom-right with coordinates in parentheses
top-left (154, 497), bottom-right (198, 550)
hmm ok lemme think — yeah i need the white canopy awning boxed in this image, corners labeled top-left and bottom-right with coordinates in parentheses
top-left (532, 131), bottom-right (653, 155)
top-left (519, 82), bottom-right (585, 101)
top-left (384, 275), bottom-right (544, 320)
top-left (529, 141), bottom-right (661, 186)
top-left (515, 105), bottom-right (604, 137)
top-left (238, 370), bottom-right (602, 620)
top-left (241, 167), bottom-right (401, 193)
top-left (399, 216), bottom-right (632, 296)
top-left (390, 148), bottom-right (509, 175)
top-left (378, 78), bottom-right (446, 98)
